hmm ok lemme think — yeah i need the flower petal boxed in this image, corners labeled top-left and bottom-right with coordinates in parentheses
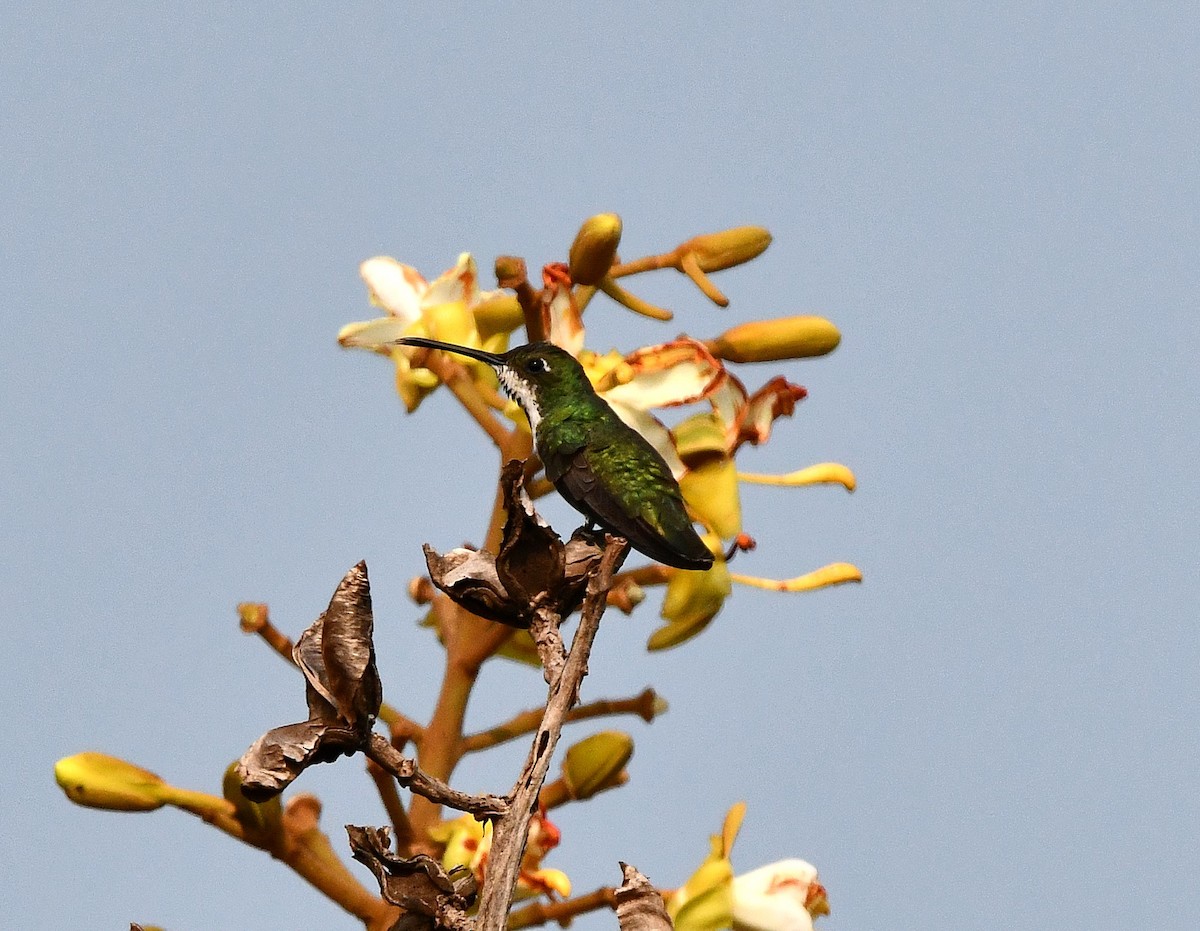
top-left (669, 803), bottom-right (747, 931)
top-left (669, 856), bottom-right (734, 931)
top-left (730, 563), bottom-right (863, 592)
top-left (473, 294), bottom-right (525, 340)
top-left (422, 252), bottom-right (481, 309)
top-left (680, 457), bottom-right (742, 540)
top-left (707, 376), bottom-right (749, 438)
top-left (738, 463), bottom-right (857, 492)
top-left (394, 357), bottom-right (441, 413)
top-left (720, 801), bottom-right (747, 858)
top-left (648, 551), bottom-right (732, 651)
top-left (337, 316), bottom-right (415, 351)
top-left (732, 860), bottom-right (826, 931)
top-left (599, 339), bottom-right (727, 410)
top-left (520, 867), bottom-right (572, 898)
top-left (422, 300), bottom-right (482, 348)
top-left (545, 280), bottom-right (585, 356)
top-left (674, 412), bottom-right (728, 463)
top-left (431, 813), bottom-right (487, 874)
top-left (360, 257), bottom-right (426, 322)
top-left (735, 377), bottom-right (807, 449)
top-left (579, 349), bottom-right (627, 387)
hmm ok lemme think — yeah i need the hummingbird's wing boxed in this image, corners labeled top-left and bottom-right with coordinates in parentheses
top-left (548, 445), bottom-right (714, 571)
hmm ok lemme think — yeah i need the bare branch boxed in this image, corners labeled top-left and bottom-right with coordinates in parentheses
top-left (507, 886), bottom-right (619, 930)
top-left (529, 604), bottom-right (567, 686)
top-left (408, 347), bottom-right (513, 448)
top-left (474, 537), bottom-right (630, 931)
top-left (461, 687), bottom-right (665, 754)
top-left (366, 733), bottom-right (509, 820)
top-left (366, 757), bottom-right (415, 854)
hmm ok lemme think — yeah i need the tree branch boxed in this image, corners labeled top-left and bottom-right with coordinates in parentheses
top-left (277, 795), bottom-right (398, 928)
top-left (507, 886), bottom-right (619, 929)
top-left (409, 433), bottom-right (533, 840)
top-left (410, 349), bottom-right (513, 448)
top-left (461, 688), bottom-right (665, 754)
top-left (474, 537), bottom-right (629, 931)
top-left (366, 757), bottom-right (415, 855)
top-left (366, 733), bottom-right (509, 820)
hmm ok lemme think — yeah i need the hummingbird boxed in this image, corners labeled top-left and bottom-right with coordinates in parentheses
top-left (394, 336), bottom-right (714, 570)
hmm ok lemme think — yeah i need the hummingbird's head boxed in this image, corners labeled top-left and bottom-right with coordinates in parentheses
top-left (392, 338), bottom-right (592, 434)
top-left (493, 343), bottom-right (595, 432)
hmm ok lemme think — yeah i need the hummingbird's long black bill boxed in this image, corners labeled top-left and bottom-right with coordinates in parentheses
top-left (393, 336), bottom-right (505, 368)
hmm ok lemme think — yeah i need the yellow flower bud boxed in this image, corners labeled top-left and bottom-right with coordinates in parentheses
top-left (568, 213), bottom-right (623, 286)
top-left (709, 316), bottom-right (841, 363)
top-left (55, 752), bottom-right (169, 812)
top-left (472, 293), bottom-right (524, 339)
top-left (223, 762), bottom-right (284, 851)
top-left (561, 731), bottom-right (634, 800)
top-left (236, 602), bottom-right (269, 633)
top-left (676, 226), bottom-right (772, 272)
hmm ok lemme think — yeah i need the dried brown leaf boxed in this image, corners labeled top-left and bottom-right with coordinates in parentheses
top-left (236, 562), bottom-right (382, 801)
top-left (348, 825), bottom-right (477, 920)
top-left (236, 720), bottom-right (360, 802)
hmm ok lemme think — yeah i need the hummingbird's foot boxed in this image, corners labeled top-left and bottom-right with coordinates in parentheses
top-left (571, 522), bottom-right (607, 550)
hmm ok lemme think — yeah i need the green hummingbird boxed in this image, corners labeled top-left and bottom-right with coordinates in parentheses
top-left (394, 337), bottom-right (714, 571)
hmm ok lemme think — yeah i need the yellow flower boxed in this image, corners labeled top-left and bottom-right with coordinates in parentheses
top-left (430, 810), bottom-right (570, 901)
top-left (338, 253), bottom-right (520, 411)
top-left (626, 365), bottom-right (858, 650)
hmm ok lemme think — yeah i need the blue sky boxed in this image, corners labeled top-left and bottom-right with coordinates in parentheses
top-left (3, 4), bottom-right (1198, 929)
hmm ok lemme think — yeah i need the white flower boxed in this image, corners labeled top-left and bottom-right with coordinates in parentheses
top-left (732, 859), bottom-right (829, 931)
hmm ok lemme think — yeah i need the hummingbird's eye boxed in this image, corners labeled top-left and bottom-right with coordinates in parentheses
top-left (525, 357), bottom-right (548, 374)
